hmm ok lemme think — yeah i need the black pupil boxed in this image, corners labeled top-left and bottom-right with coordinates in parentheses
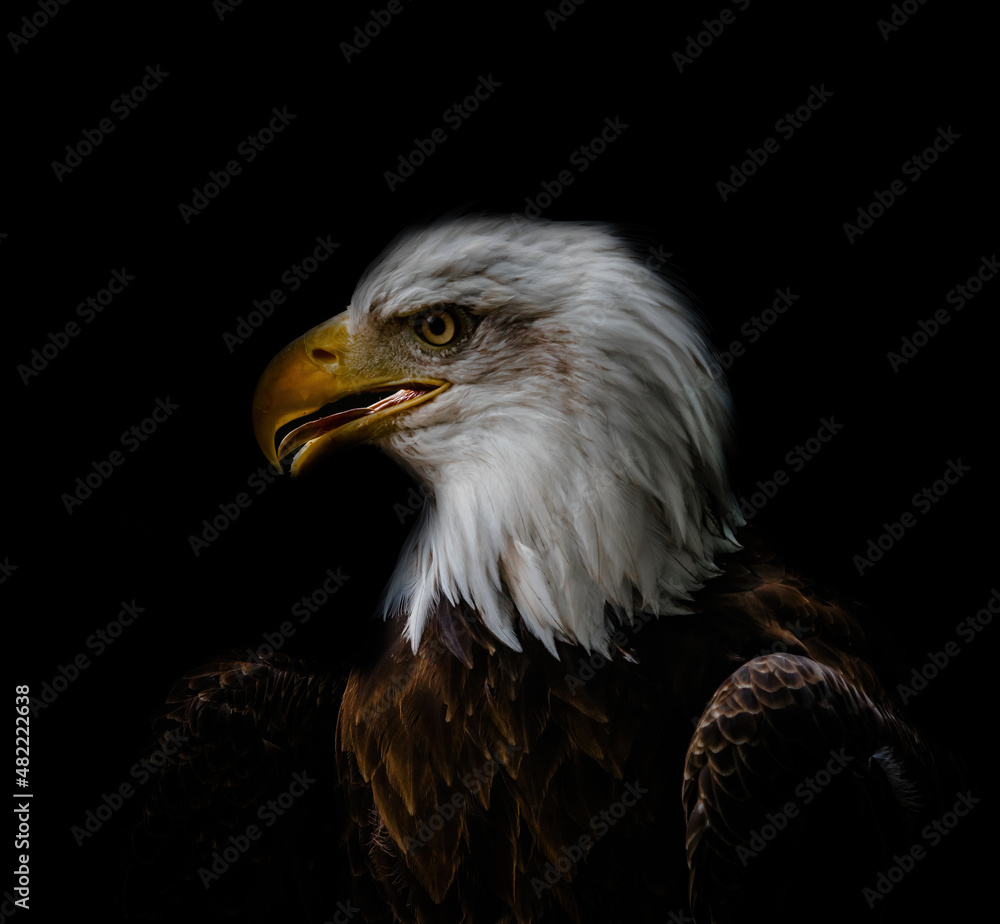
top-left (427, 314), bottom-right (447, 337)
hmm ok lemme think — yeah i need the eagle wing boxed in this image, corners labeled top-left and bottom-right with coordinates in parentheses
top-left (683, 651), bottom-right (927, 923)
top-left (125, 651), bottom-right (348, 922)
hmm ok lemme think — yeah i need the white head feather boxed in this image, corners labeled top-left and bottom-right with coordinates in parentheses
top-left (345, 215), bottom-right (743, 656)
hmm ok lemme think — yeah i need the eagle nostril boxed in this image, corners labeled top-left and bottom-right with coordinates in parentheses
top-left (312, 348), bottom-right (338, 364)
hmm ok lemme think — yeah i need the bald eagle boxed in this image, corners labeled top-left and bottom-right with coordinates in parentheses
top-left (132, 216), bottom-right (946, 923)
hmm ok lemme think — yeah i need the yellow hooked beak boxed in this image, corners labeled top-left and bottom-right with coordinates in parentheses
top-left (252, 313), bottom-right (450, 476)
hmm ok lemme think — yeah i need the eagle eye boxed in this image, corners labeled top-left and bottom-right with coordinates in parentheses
top-left (414, 306), bottom-right (460, 347)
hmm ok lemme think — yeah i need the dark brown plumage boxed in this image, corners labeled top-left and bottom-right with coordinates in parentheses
top-left (128, 215), bottom-right (955, 922)
top-left (128, 537), bottom-right (944, 923)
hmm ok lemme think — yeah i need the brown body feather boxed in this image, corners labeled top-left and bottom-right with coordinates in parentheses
top-left (131, 539), bottom-right (940, 922)
top-left (336, 538), bottom-right (936, 922)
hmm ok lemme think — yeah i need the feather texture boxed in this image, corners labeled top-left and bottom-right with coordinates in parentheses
top-left (345, 216), bottom-right (742, 654)
top-left (131, 217), bottom-right (954, 922)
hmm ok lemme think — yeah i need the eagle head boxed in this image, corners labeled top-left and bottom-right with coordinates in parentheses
top-left (253, 215), bottom-right (742, 656)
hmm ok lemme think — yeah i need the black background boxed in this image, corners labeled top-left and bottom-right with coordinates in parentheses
top-left (3, 0), bottom-right (995, 920)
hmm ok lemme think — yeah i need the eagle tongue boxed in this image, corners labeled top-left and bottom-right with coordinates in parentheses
top-left (277, 407), bottom-right (372, 460)
top-left (276, 388), bottom-right (428, 460)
